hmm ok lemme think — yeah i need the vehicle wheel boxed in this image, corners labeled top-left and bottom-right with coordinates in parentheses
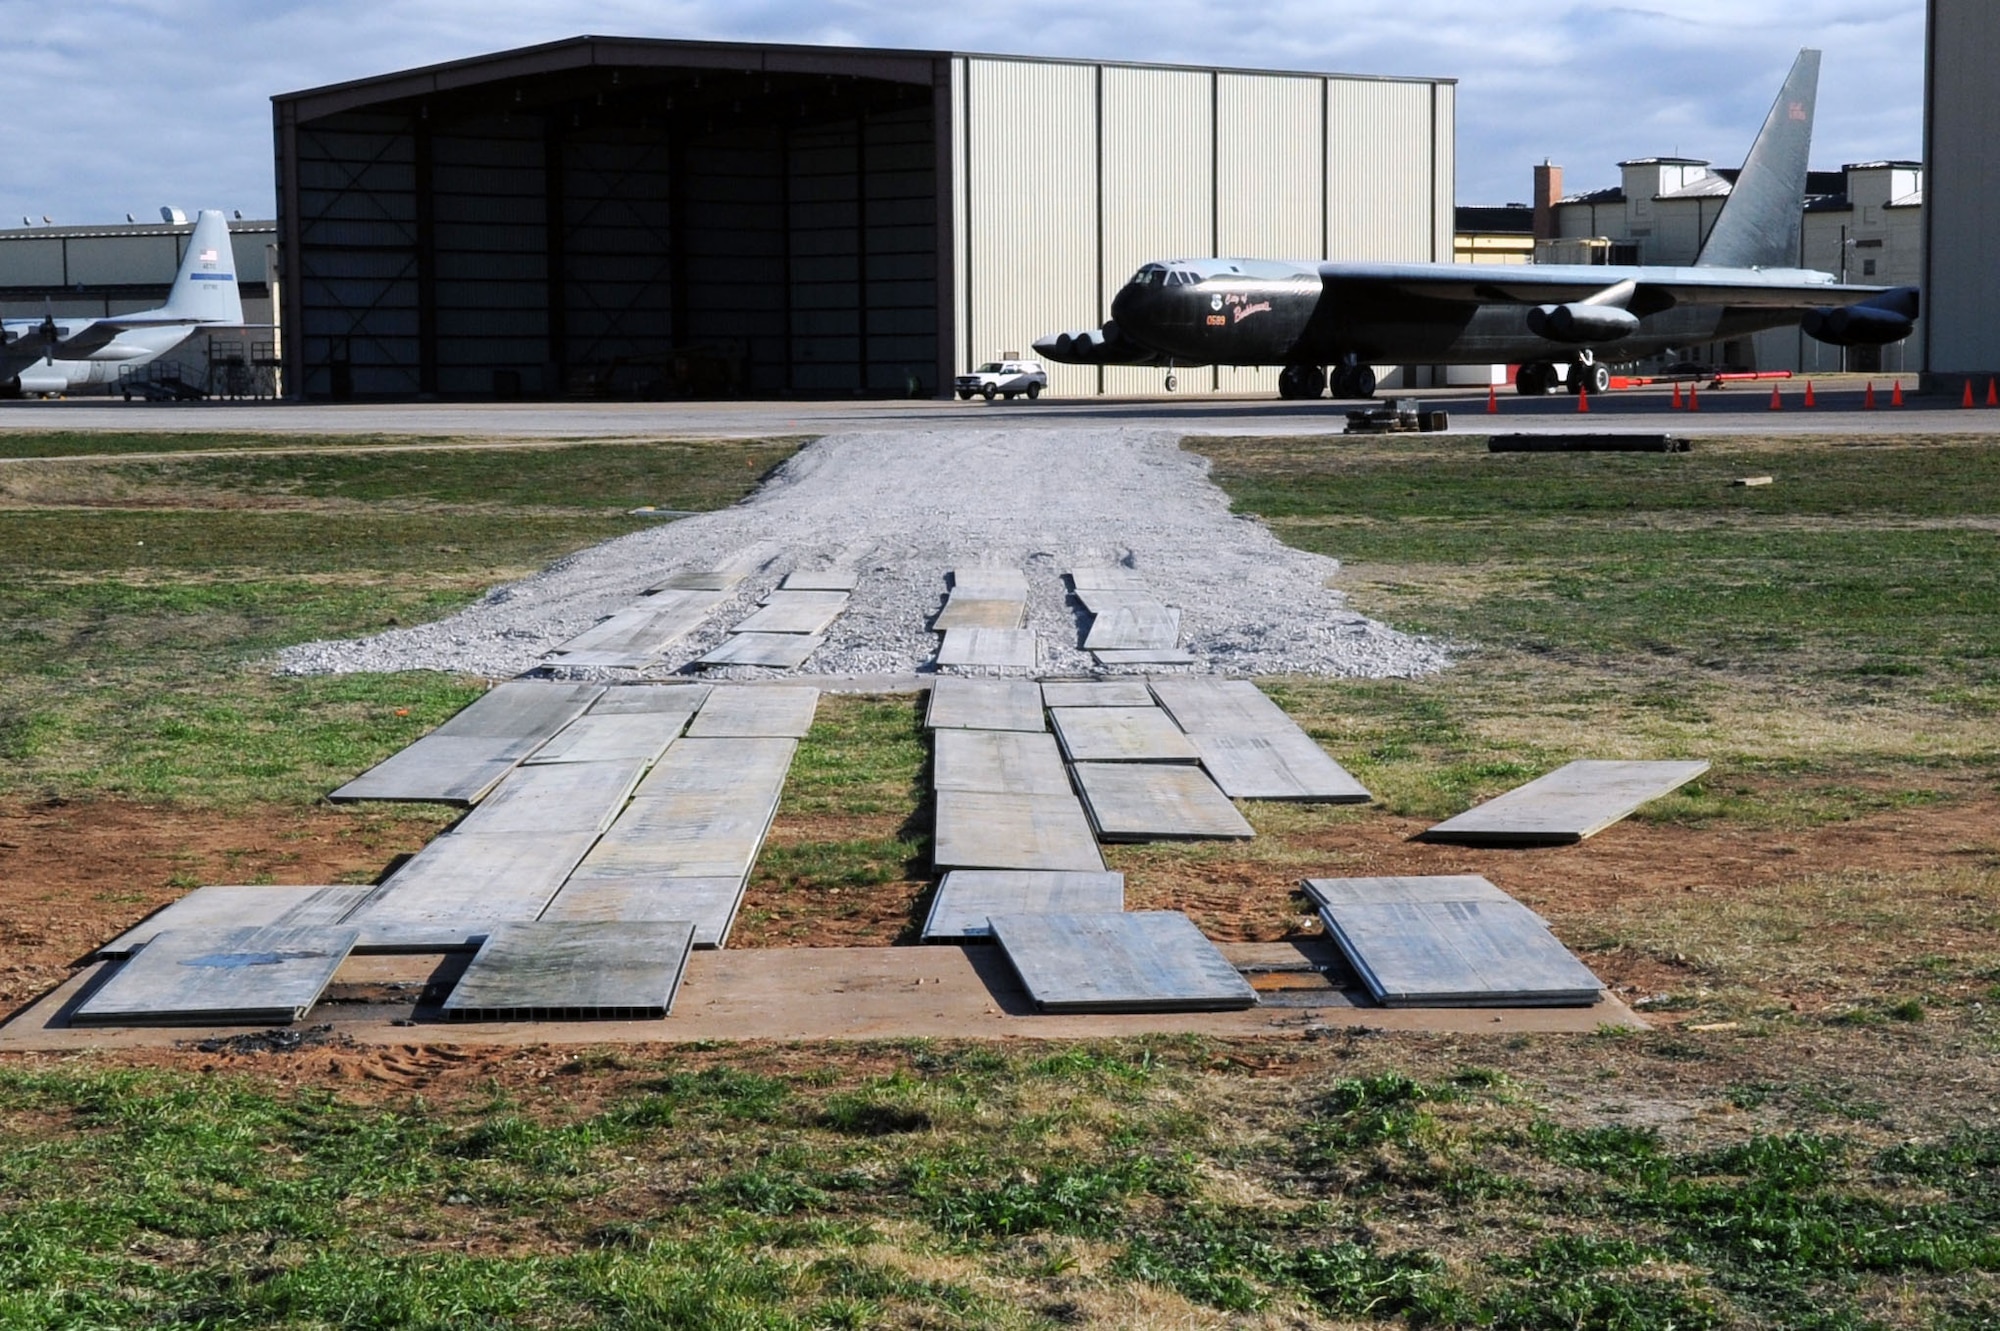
top-left (1164, 374), bottom-right (1178, 392)
top-left (982, 384), bottom-right (996, 401)
top-left (1026, 382), bottom-right (1041, 400)
top-left (957, 390), bottom-right (973, 401)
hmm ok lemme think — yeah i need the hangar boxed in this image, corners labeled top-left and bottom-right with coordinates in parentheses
top-left (273, 37), bottom-right (1454, 400)
top-left (1924, 0), bottom-right (1998, 385)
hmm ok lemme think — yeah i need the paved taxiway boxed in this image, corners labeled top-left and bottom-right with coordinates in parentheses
top-left (1, 377), bottom-right (1993, 440)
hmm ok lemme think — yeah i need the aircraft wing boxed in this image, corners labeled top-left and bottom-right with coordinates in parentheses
top-left (1316, 262), bottom-right (1894, 315)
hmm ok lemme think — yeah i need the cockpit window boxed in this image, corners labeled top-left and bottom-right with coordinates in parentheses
top-left (1130, 265), bottom-right (1166, 287)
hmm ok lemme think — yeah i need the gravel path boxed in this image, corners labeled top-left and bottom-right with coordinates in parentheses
top-left (277, 428), bottom-right (1448, 681)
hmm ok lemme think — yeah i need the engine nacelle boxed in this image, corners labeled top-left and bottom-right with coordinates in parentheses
top-left (1528, 303), bottom-right (1642, 344)
top-left (13, 366), bottom-right (70, 396)
top-left (1034, 320), bottom-right (1167, 366)
top-left (1802, 307), bottom-right (1914, 347)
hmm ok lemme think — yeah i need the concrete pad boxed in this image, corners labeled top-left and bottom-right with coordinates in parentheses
top-left (1150, 678), bottom-right (1293, 734)
top-left (933, 597), bottom-right (1026, 631)
top-left (540, 876), bottom-right (747, 949)
top-left (1039, 680), bottom-right (1156, 708)
top-left (578, 789), bottom-right (781, 882)
top-left (734, 590), bottom-right (849, 635)
top-left (343, 829), bottom-right (603, 951)
top-left (1420, 760), bottom-right (1711, 845)
top-left (921, 870), bottom-right (1125, 941)
top-left (96, 885), bottom-right (373, 958)
top-left (1191, 731), bottom-right (1372, 803)
top-left (329, 681), bottom-right (602, 804)
top-left (525, 712), bottom-right (690, 764)
top-left (586, 683), bottom-right (711, 715)
top-left (932, 728), bottom-right (1072, 796)
top-left (696, 632), bottom-right (825, 669)
top-left (1082, 603), bottom-right (1179, 650)
top-left (631, 737), bottom-right (798, 799)
top-left (451, 760), bottom-right (647, 836)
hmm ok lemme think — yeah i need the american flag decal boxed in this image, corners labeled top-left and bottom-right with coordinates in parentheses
top-left (1788, 101), bottom-right (1807, 122)
top-left (198, 248), bottom-right (219, 262)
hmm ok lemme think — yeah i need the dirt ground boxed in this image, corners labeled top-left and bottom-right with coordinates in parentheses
top-left (5, 782), bottom-right (1995, 1027)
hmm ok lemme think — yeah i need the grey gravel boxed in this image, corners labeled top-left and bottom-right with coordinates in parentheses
top-left (276, 428), bottom-right (1449, 681)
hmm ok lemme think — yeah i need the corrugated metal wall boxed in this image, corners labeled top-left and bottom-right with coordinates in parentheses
top-left (1925, 0), bottom-right (1999, 374)
top-left (957, 58), bottom-right (1452, 396)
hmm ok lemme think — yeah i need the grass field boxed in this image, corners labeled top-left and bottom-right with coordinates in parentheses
top-left (1, 427), bottom-right (1996, 1328)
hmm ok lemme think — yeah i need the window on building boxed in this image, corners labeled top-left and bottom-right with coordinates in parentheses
top-left (1863, 259), bottom-right (1878, 277)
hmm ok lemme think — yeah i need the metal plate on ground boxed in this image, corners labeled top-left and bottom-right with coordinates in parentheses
top-left (97, 885), bottom-right (373, 958)
top-left (1094, 648), bottom-right (1195, 665)
top-left (1067, 567), bottom-right (1142, 591)
top-left (686, 686), bottom-right (821, 737)
top-left (925, 678), bottom-right (1045, 731)
top-left (526, 712), bottom-right (691, 764)
top-left (933, 597), bottom-right (1025, 631)
top-left (1073, 587), bottom-right (1155, 615)
top-left (1191, 731), bottom-right (1372, 803)
top-left (988, 911), bottom-right (1256, 1012)
top-left (781, 570), bottom-right (858, 591)
top-left (1149, 678), bottom-right (1294, 735)
top-left (441, 920), bottom-right (696, 1022)
top-left (650, 570), bottom-right (747, 592)
top-left (1420, 760), bottom-right (1711, 846)
top-left (586, 684), bottom-right (711, 716)
top-left (575, 789), bottom-right (781, 882)
top-left (631, 738), bottom-right (797, 799)
top-left (329, 682), bottom-right (602, 804)
top-left (1304, 875), bottom-right (1604, 1006)
top-left (343, 829), bottom-right (603, 950)
top-left (921, 870), bottom-right (1125, 941)
top-left (933, 790), bottom-right (1105, 871)
top-left (547, 592), bottom-right (724, 662)
top-left (74, 925), bottom-right (359, 1026)
top-left (937, 628), bottom-right (1037, 669)
top-left (1040, 680), bottom-right (1156, 709)
top-left (541, 876), bottom-right (747, 948)
top-left (1050, 707), bottom-right (1201, 763)
top-left (1071, 762), bottom-right (1255, 841)
top-left (1082, 603), bottom-right (1180, 651)
top-left (451, 760), bottom-right (647, 835)
top-left (734, 590), bottom-right (849, 635)
top-left (696, 632), bottom-right (825, 669)
top-left (949, 569), bottom-right (1028, 599)
top-left (933, 728), bottom-right (1072, 795)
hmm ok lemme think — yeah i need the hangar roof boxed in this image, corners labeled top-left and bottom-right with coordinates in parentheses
top-left (273, 34), bottom-right (1453, 122)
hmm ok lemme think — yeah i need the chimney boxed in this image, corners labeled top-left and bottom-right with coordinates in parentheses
top-left (1533, 160), bottom-right (1563, 241)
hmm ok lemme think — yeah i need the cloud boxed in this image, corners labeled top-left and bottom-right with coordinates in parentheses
top-left (0, 0), bottom-right (1926, 222)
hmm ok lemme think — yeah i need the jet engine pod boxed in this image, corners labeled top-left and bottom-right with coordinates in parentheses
top-left (1527, 303), bottom-right (1642, 344)
top-left (1803, 285), bottom-right (1919, 347)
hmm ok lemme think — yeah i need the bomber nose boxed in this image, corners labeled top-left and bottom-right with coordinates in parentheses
top-left (1108, 281), bottom-right (1144, 326)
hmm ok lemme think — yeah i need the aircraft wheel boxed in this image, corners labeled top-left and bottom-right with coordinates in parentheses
top-left (1351, 365), bottom-right (1377, 399)
top-left (1278, 364), bottom-right (1326, 399)
top-left (1516, 363), bottom-right (1551, 396)
top-left (1582, 363), bottom-right (1611, 395)
top-left (1164, 374), bottom-right (1178, 392)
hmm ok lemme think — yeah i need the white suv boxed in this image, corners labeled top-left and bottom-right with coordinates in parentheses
top-left (955, 358), bottom-right (1048, 401)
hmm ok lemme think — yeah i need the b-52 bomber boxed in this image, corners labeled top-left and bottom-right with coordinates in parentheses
top-left (1036, 50), bottom-right (1918, 399)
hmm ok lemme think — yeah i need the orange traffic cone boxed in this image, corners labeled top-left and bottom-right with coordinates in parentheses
top-left (1988, 378), bottom-right (1998, 407)
top-left (1963, 380), bottom-right (1976, 408)
top-left (1487, 383), bottom-right (1498, 414)
top-left (1864, 381), bottom-right (1876, 409)
top-left (1804, 380), bottom-right (1816, 408)
top-left (1689, 384), bottom-right (1700, 412)
top-left (1893, 380), bottom-right (1905, 407)
top-left (1770, 386), bottom-right (1783, 411)
top-left (1671, 381), bottom-right (1683, 409)
top-left (1578, 385), bottom-right (1590, 413)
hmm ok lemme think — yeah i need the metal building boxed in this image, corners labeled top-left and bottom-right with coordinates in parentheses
top-left (1924, 0), bottom-right (1999, 383)
top-left (273, 37), bottom-right (1453, 400)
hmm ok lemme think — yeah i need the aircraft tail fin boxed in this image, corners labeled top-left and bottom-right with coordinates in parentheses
top-left (1695, 49), bottom-right (1820, 269)
top-left (160, 210), bottom-right (245, 324)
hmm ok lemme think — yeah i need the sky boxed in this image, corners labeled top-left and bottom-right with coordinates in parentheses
top-left (3, 0), bottom-right (1927, 226)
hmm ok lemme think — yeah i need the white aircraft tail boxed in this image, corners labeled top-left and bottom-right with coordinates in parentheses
top-left (159, 210), bottom-right (244, 324)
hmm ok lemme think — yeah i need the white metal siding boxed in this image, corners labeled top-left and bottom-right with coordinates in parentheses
top-left (961, 57), bottom-right (1099, 397)
top-left (1430, 82), bottom-right (1455, 262)
top-left (1099, 66), bottom-right (1213, 397)
top-left (1214, 74), bottom-right (1324, 393)
top-left (1326, 78), bottom-right (1434, 262)
top-left (1927, 0), bottom-right (2000, 372)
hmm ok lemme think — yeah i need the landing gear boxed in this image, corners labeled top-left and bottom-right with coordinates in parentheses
top-left (1516, 362), bottom-right (1558, 396)
top-left (1571, 361), bottom-right (1612, 396)
top-left (1164, 372), bottom-right (1178, 392)
top-left (1329, 363), bottom-right (1377, 400)
top-left (1278, 364), bottom-right (1326, 399)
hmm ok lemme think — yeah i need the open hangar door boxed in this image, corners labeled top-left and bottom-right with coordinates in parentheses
top-left (277, 40), bottom-right (946, 400)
